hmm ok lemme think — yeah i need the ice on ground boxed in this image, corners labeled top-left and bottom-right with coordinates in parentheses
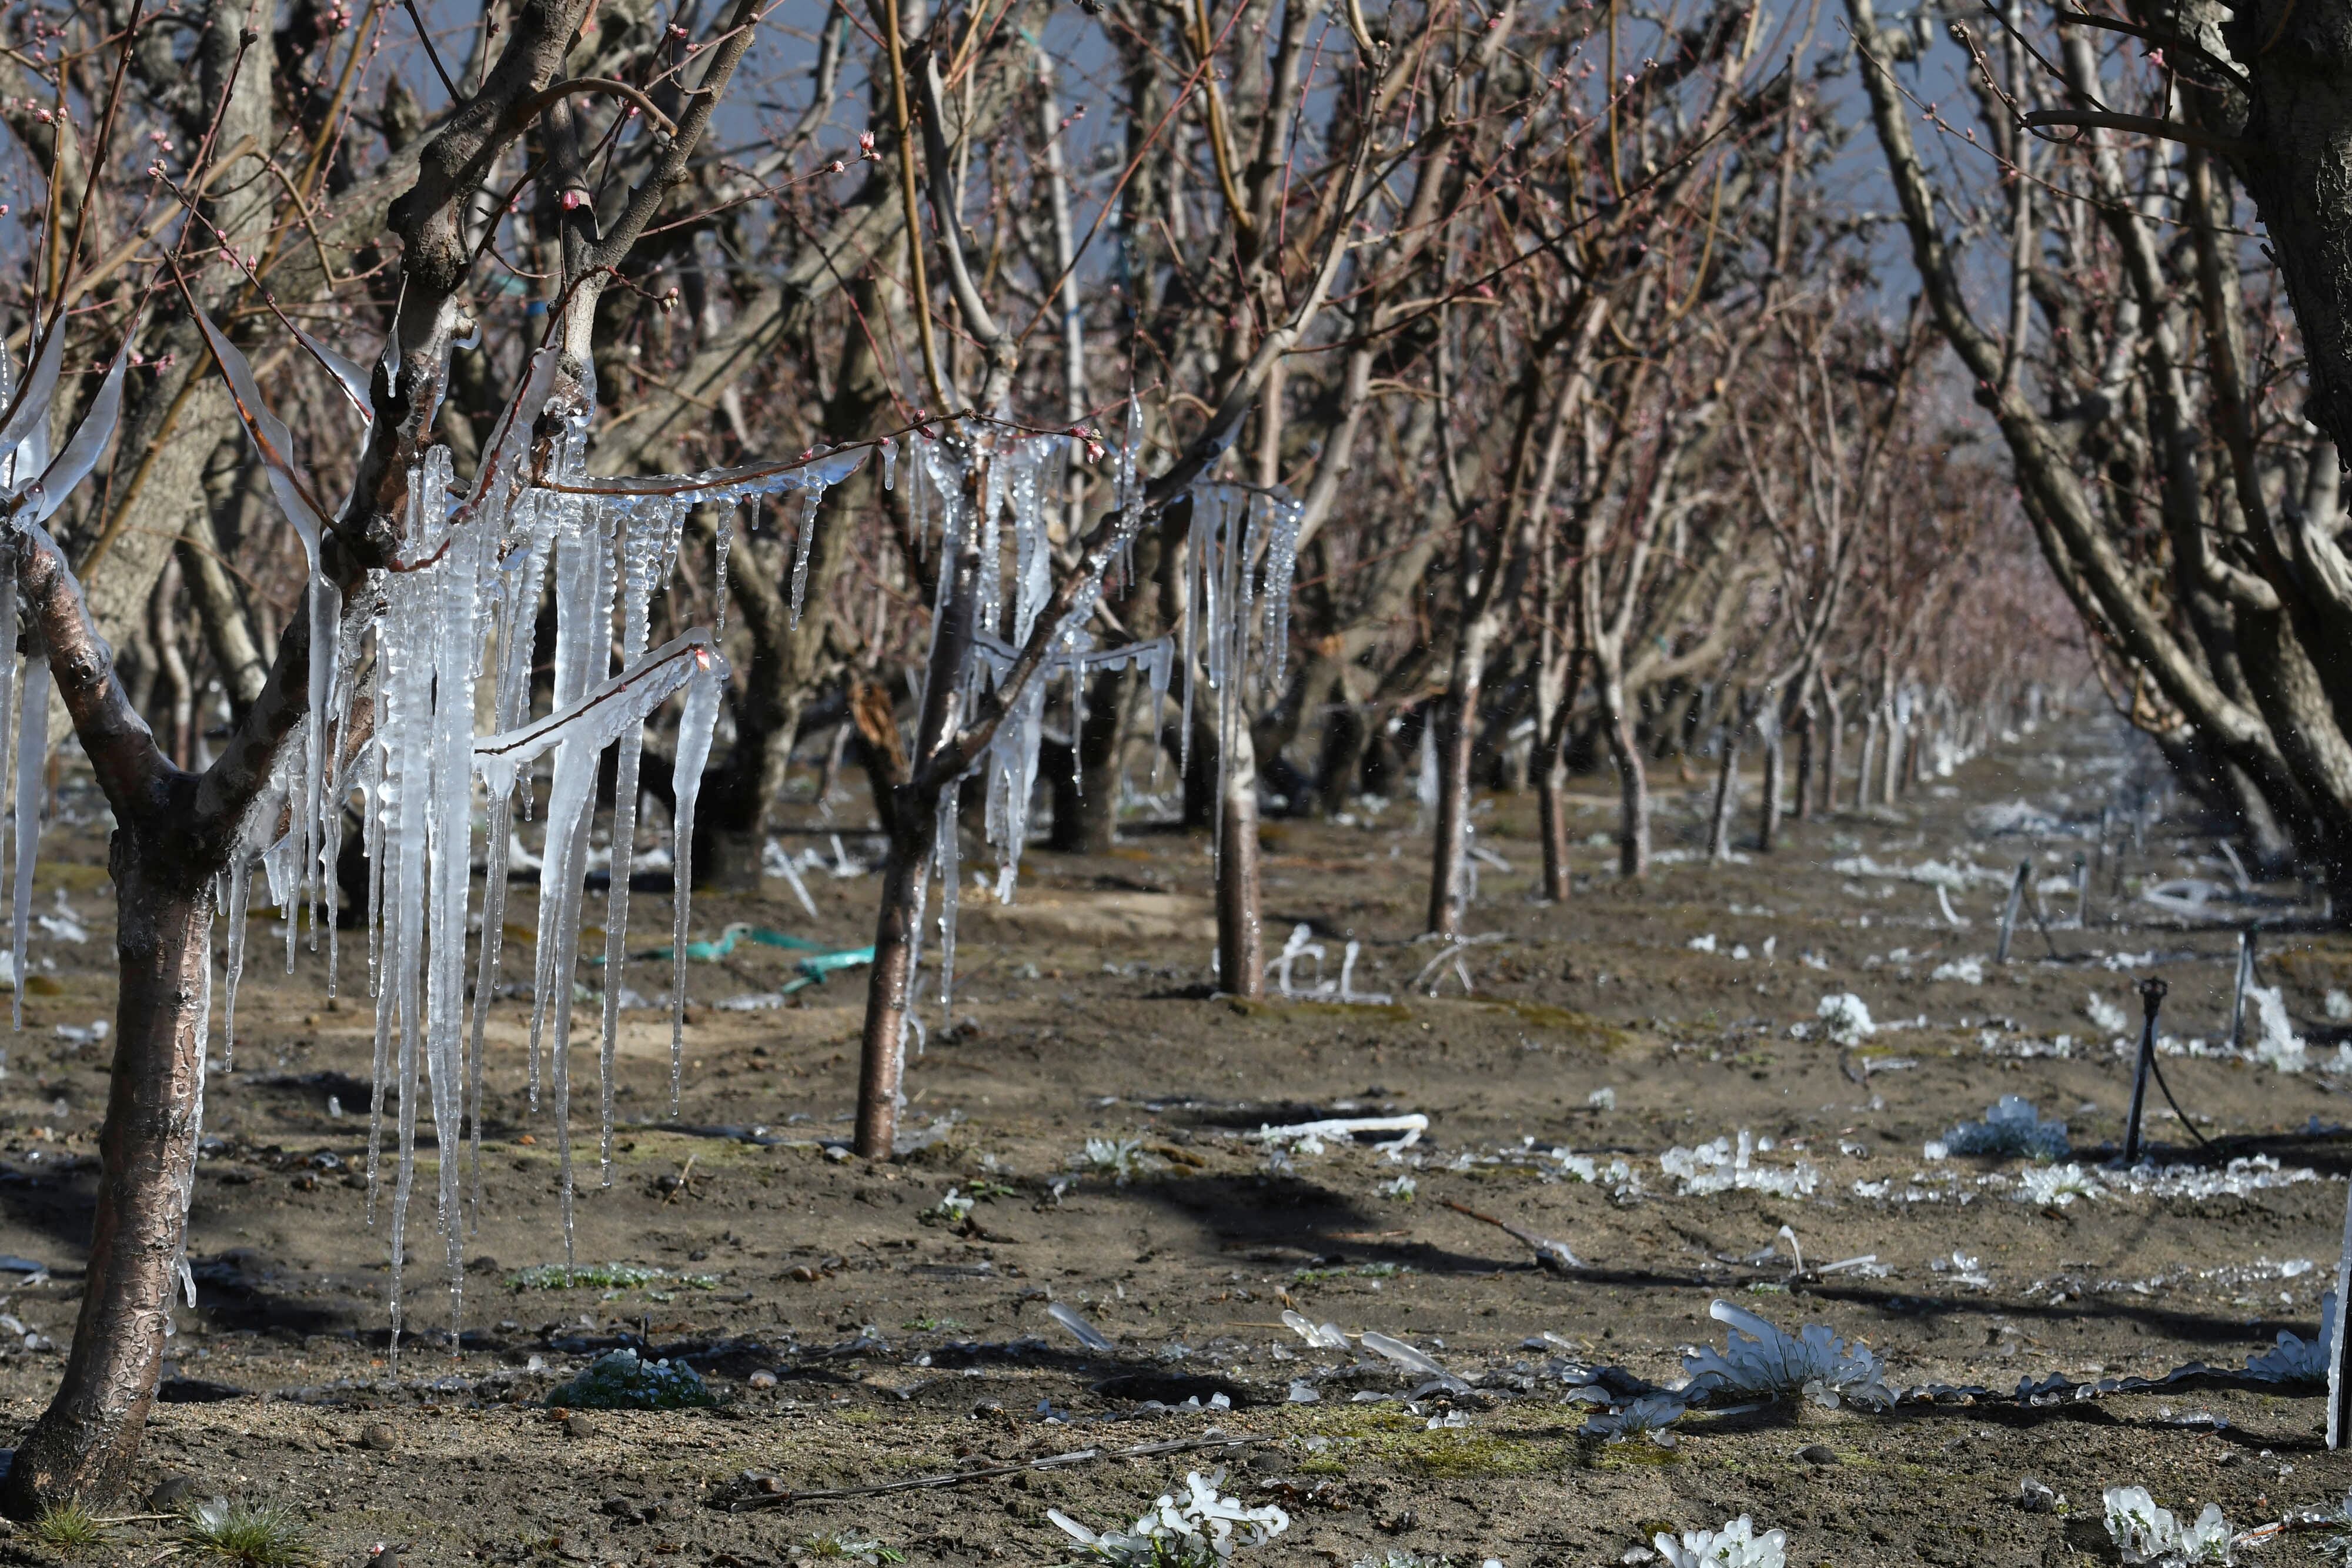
top-left (2244, 1292), bottom-right (2336, 1383)
top-left (1816, 994), bottom-right (1875, 1046)
top-left (2086, 993), bottom-right (2130, 1036)
top-left (2247, 984), bottom-right (2307, 1072)
top-left (547, 1349), bottom-right (716, 1410)
top-left (1682, 1299), bottom-right (1895, 1410)
top-left (1048, 1469), bottom-right (1289, 1565)
top-left (2102, 1486), bottom-right (2231, 1566)
top-left (1650, 1514), bottom-right (1786, 1568)
top-left (1940, 1096), bottom-right (2069, 1160)
top-left (1661, 1134), bottom-right (1819, 1198)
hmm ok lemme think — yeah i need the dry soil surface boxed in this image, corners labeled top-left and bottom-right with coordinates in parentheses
top-left (0, 718), bottom-right (2345, 1567)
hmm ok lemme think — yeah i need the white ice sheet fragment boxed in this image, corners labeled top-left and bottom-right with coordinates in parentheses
top-left (1252, 1115), bottom-right (1427, 1151)
top-left (1357, 1331), bottom-right (1469, 1393)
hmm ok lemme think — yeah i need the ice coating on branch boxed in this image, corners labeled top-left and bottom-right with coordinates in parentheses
top-left (903, 427), bottom-right (1180, 1019)
top-left (148, 320), bottom-right (793, 1362)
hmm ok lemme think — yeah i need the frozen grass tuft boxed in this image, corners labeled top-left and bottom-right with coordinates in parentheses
top-left (1047, 1469), bottom-right (1289, 1564)
top-left (1815, 994), bottom-right (1874, 1046)
top-left (1649, 1514), bottom-right (1786, 1568)
top-left (548, 1348), bottom-right (716, 1410)
top-left (1940, 1096), bottom-right (2069, 1159)
top-left (1682, 1300), bottom-right (1894, 1410)
top-left (182, 1497), bottom-right (313, 1568)
top-left (2102, 1486), bottom-right (2232, 1565)
top-left (1075, 1138), bottom-right (1154, 1183)
top-left (29, 1500), bottom-right (110, 1553)
top-left (2245, 1292), bottom-right (2336, 1383)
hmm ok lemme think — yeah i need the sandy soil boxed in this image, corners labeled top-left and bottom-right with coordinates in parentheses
top-left (0, 717), bottom-right (2347, 1566)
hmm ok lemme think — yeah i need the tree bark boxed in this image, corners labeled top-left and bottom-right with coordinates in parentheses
top-left (1598, 661), bottom-right (1649, 877)
top-left (1758, 713), bottom-right (1784, 852)
top-left (1, 835), bottom-right (209, 1513)
top-left (1425, 636), bottom-right (1484, 937)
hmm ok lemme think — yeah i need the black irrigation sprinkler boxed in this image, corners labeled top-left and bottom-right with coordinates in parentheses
top-left (2122, 977), bottom-right (2167, 1166)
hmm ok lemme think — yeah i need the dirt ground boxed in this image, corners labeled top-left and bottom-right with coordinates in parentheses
top-left (0, 715), bottom-right (2348, 1566)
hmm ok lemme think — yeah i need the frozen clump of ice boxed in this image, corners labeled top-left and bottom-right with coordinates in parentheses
top-left (1930, 956), bottom-right (1985, 985)
top-left (2102, 1486), bottom-right (2232, 1566)
top-left (1816, 994), bottom-right (1875, 1047)
top-left (2247, 985), bottom-right (2307, 1073)
top-left (1681, 1299), bottom-right (1895, 1410)
top-left (1048, 1469), bottom-right (1289, 1564)
top-left (2244, 1292), bottom-right (2336, 1383)
top-left (549, 1349), bottom-right (716, 1410)
top-left (1941, 1096), bottom-right (2069, 1160)
top-left (1650, 1514), bottom-right (1786, 1568)
top-left (2010, 1163), bottom-right (2105, 1206)
top-left (1689, 934), bottom-right (1718, 954)
top-left (2086, 993), bottom-right (2130, 1037)
top-left (2329, 988), bottom-right (2352, 1023)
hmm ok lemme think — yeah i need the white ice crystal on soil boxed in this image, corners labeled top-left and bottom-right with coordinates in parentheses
top-left (1048, 1469), bottom-right (1289, 1564)
top-left (1650, 1514), bottom-right (1786, 1568)
top-left (1816, 994), bottom-right (1875, 1046)
top-left (1681, 1300), bottom-right (1895, 1410)
top-left (2102, 1486), bottom-right (2233, 1566)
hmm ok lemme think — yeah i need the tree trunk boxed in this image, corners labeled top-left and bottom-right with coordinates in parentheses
top-left (1217, 721), bottom-right (1264, 997)
top-left (1, 838), bottom-right (210, 1514)
top-left (1537, 745), bottom-right (1572, 902)
top-left (851, 800), bottom-right (937, 1160)
top-left (1706, 721), bottom-right (1743, 860)
top-left (1426, 648), bottom-right (1484, 937)
top-left (1758, 718), bottom-right (1784, 852)
top-left (1857, 707), bottom-right (1879, 812)
top-left (1791, 703), bottom-right (1814, 823)
top-left (1598, 663), bottom-right (1648, 877)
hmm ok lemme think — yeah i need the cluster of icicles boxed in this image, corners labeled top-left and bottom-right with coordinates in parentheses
top-left (0, 305), bottom-right (1307, 1362)
top-left (896, 419), bottom-right (1302, 1051)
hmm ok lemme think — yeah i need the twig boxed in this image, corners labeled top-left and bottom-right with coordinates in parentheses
top-left (663, 1152), bottom-right (697, 1203)
top-left (1439, 1197), bottom-right (1581, 1272)
top-left (723, 1433), bottom-right (1269, 1510)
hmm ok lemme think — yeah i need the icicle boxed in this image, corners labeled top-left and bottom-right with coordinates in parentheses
top-left (936, 785), bottom-right (961, 1019)
top-left (0, 554), bottom-right (18, 1011)
top-left (668, 653), bottom-right (724, 1115)
top-left (789, 482), bottom-right (823, 626)
top-left (597, 502), bottom-right (668, 1181)
top-left (222, 857), bottom-right (250, 1069)
top-left (881, 437), bottom-right (897, 490)
top-left (9, 654), bottom-right (45, 1031)
top-left (713, 501), bottom-right (737, 641)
